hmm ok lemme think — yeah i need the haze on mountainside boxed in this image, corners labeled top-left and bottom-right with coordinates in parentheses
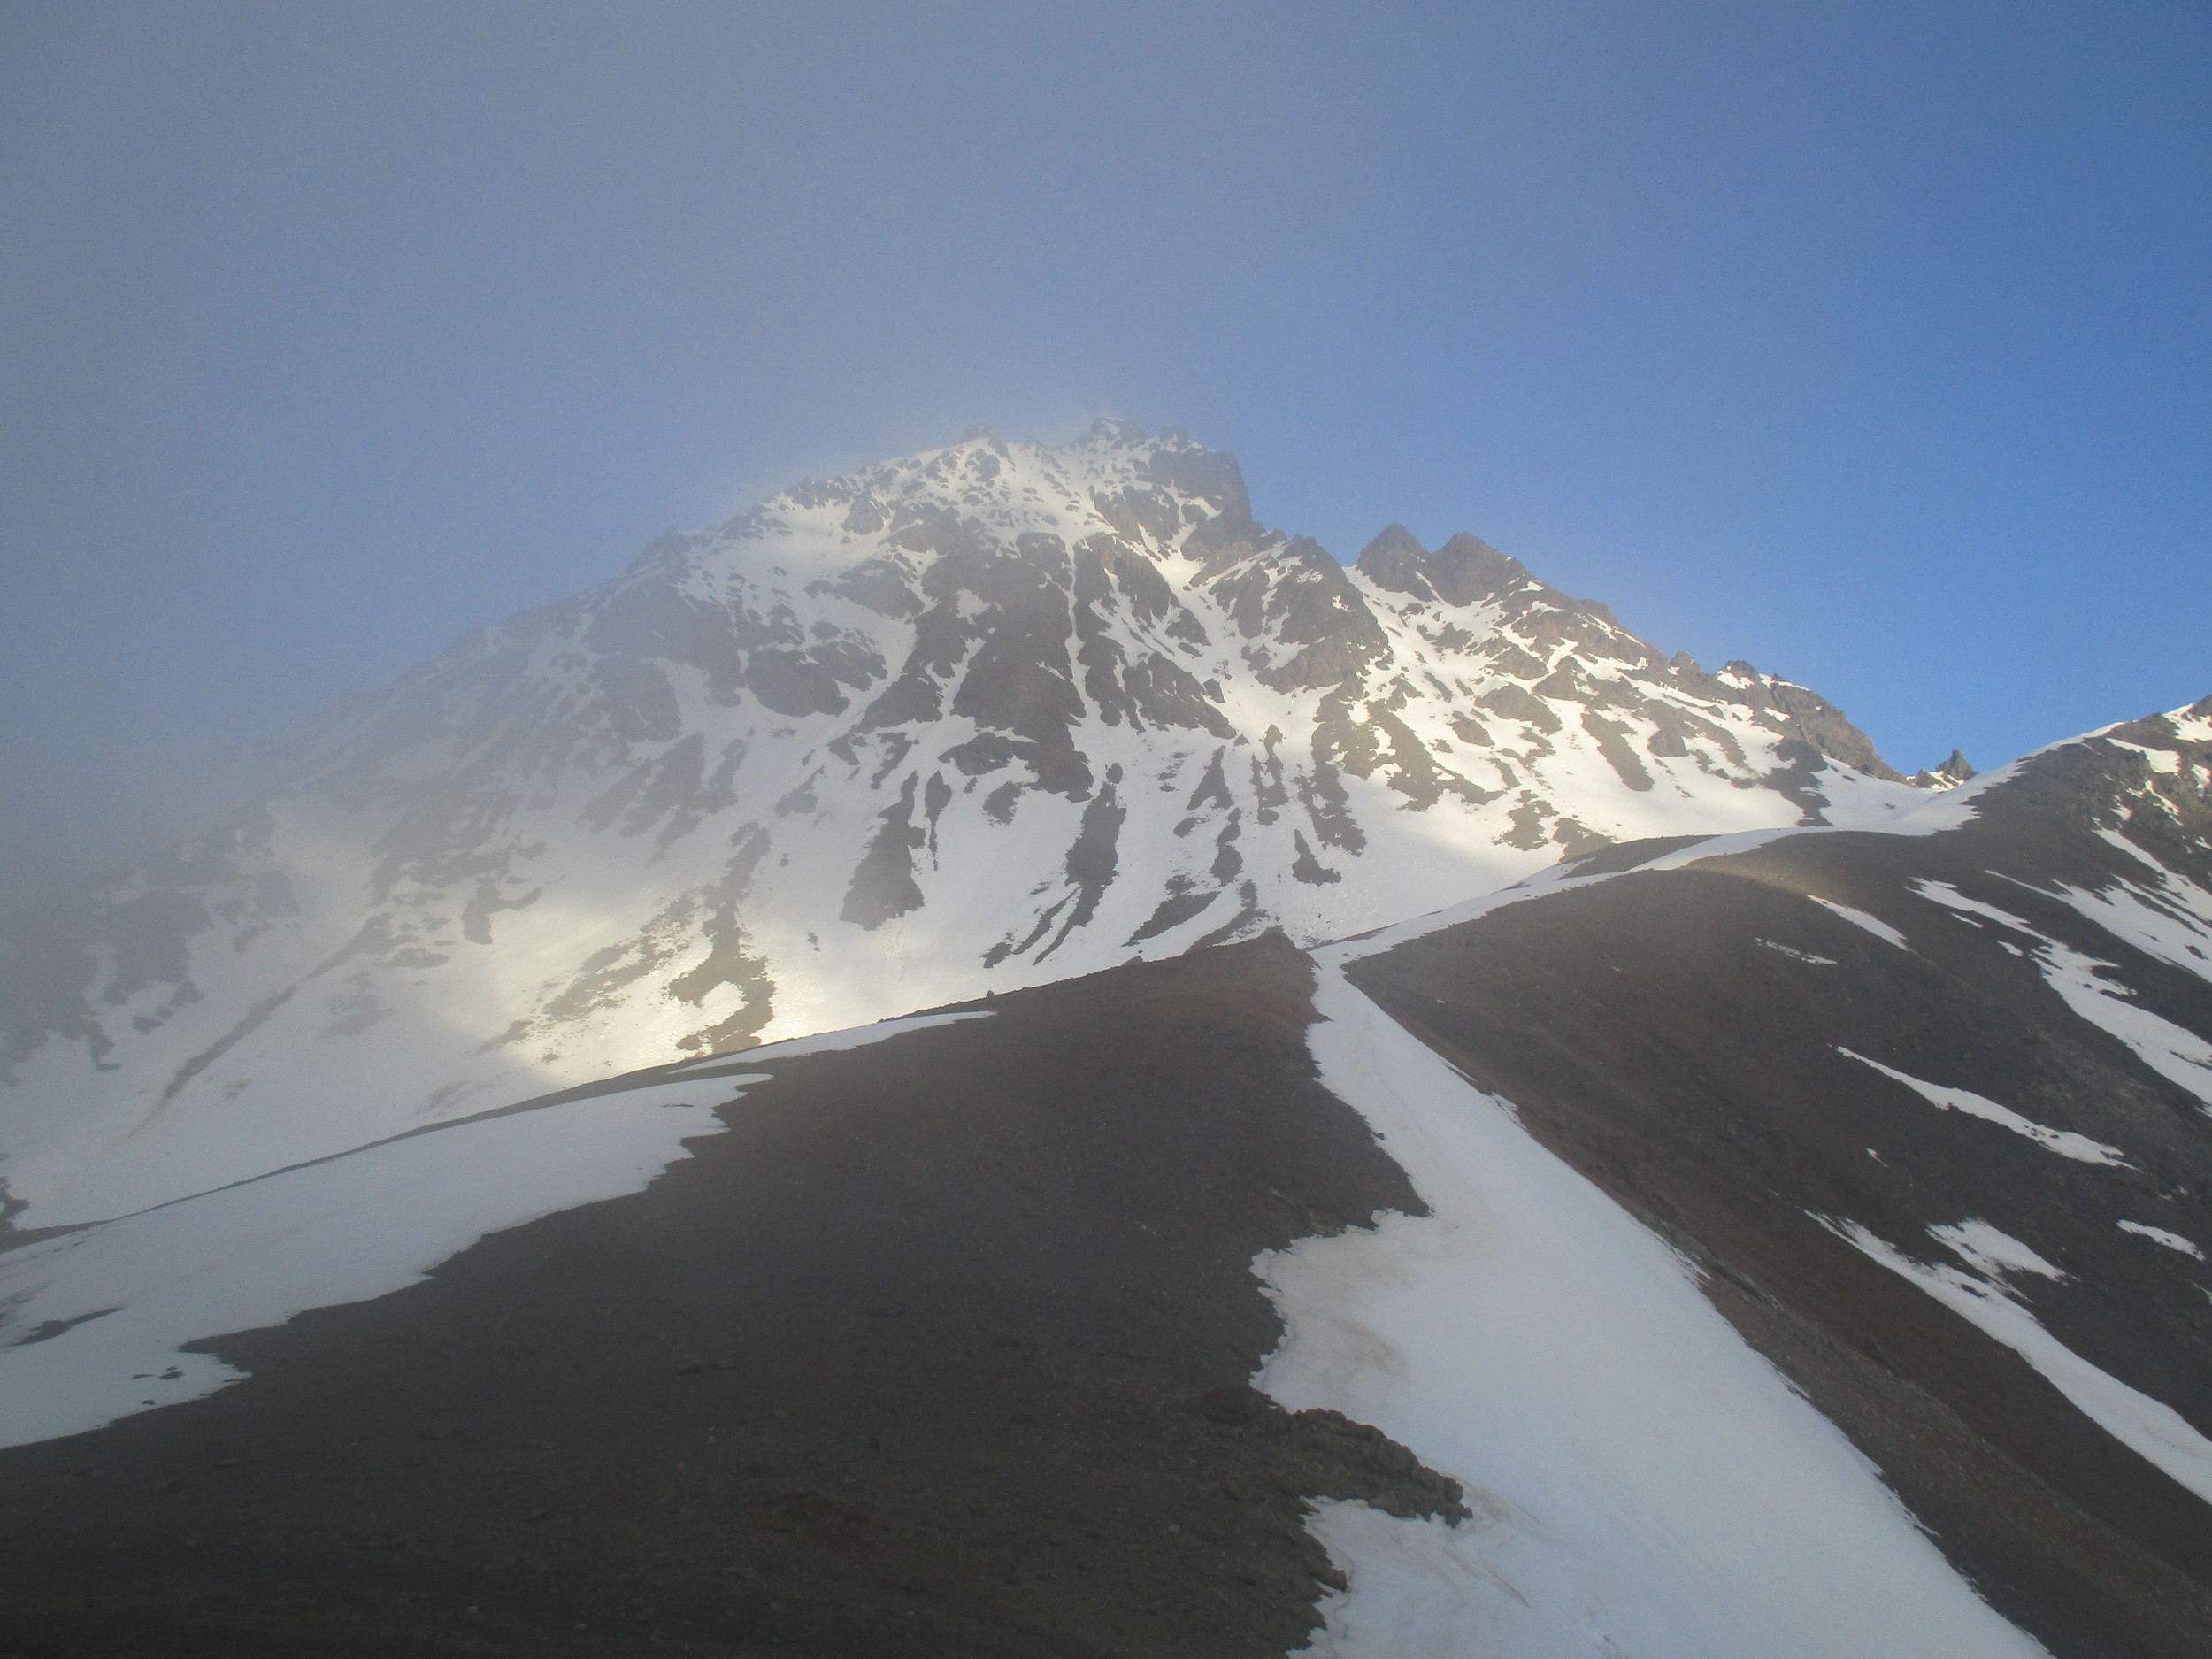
top-left (0, 421), bottom-right (1943, 1232)
top-left (8, 5), bottom-right (2208, 940)
top-left (5, 10), bottom-right (2209, 1656)
top-left (0, 420), bottom-right (2207, 1659)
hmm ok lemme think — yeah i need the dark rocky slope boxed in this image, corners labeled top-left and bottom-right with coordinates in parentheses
top-left (0, 936), bottom-right (1462, 1659)
top-left (1346, 701), bottom-right (2212, 1658)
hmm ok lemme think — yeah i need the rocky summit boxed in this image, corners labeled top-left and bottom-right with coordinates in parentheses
top-left (0, 421), bottom-right (1928, 1230)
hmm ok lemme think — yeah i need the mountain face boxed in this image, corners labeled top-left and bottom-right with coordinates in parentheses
top-left (1324, 696), bottom-right (2212, 1658)
top-left (3, 703), bottom-right (2206, 1659)
top-left (0, 420), bottom-right (1924, 1228)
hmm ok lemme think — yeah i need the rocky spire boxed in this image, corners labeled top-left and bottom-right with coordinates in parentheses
top-left (1909, 749), bottom-right (1978, 789)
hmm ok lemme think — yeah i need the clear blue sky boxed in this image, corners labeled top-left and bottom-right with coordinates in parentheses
top-left (4, 1), bottom-right (2207, 908)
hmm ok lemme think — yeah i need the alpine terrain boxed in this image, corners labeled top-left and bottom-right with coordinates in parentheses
top-left (2, 420), bottom-right (1924, 1230)
top-left (1, 425), bottom-right (2207, 1659)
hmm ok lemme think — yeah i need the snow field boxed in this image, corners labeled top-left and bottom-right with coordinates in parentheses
top-left (1257, 953), bottom-right (2049, 1659)
top-left (0, 1079), bottom-right (726, 1448)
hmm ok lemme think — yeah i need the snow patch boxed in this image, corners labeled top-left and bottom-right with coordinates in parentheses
top-left (2030, 832), bottom-right (2212, 989)
top-left (1912, 882), bottom-right (2212, 1111)
top-left (2107, 741), bottom-right (2181, 775)
top-left (1930, 1218), bottom-right (2067, 1282)
top-left (2118, 1221), bottom-right (2205, 1261)
top-left (1836, 1048), bottom-right (2128, 1166)
top-left (1811, 897), bottom-right (1910, 950)
top-left (1828, 1217), bottom-right (2212, 1508)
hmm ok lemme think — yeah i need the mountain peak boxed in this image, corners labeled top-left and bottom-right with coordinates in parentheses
top-left (0, 423), bottom-right (1924, 1230)
top-left (1086, 415), bottom-right (1148, 447)
top-left (1425, 531), bottom-right (1530, 606)
top-left (1355, 524), bottom-right (1531, 609)
top-left (1909, 749), bottom-right (1978, 789)
top-left (1354, 521), bottom-right (1429, 583)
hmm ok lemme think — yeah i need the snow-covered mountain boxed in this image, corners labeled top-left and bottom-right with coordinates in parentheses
top-left (0, 421), bottom-right (1928, 1228)
top-left (4, 701), bottom-right (2207, 1659)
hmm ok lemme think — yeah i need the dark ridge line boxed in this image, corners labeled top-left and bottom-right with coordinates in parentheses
top-left (0, 1014), bottom-right (993, 1260)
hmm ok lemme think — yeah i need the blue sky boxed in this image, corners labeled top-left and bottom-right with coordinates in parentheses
top-left (3, 1), bottom-right (2207, 907)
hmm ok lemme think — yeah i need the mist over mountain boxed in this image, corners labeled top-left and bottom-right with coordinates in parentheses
top-left (1, 422), bottom-right (1928, 1231)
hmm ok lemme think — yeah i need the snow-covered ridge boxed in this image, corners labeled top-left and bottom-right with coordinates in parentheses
top-left (0, 420), bottom-right (1924, 1229)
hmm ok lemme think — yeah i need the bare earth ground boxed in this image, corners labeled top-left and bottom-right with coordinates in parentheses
top-left (0, 935), bottom-right (1463, 1659)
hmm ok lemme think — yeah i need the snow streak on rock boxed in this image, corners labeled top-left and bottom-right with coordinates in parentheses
top-left (1830, 1217), bottom-right (2212, 1507)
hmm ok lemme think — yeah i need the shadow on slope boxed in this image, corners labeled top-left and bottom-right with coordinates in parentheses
top-left (0, 934), bottom-right (1462, 1658)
